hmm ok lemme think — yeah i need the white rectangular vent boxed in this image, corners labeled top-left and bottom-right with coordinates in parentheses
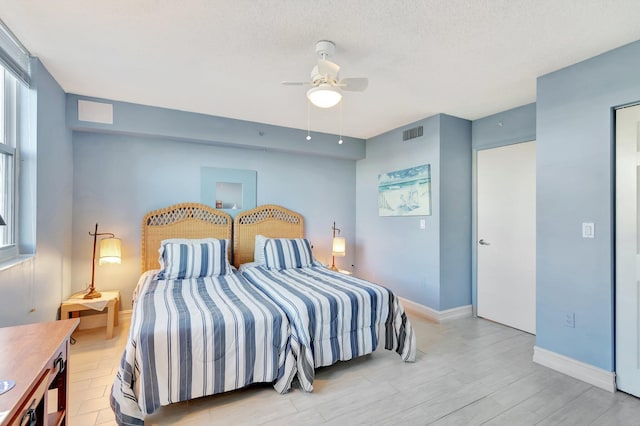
top-left (403, 126), bottom-right (423, 141)
top-left (78, 100), bottom-right (113, 124)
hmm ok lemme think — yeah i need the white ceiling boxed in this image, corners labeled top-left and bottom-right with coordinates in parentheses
top-left (1, 1), bottom-right (640, 139)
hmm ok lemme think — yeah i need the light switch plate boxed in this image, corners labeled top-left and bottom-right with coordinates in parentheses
top-left (419, 219), bottom-right (426, 229)
top-left (582, 222), bottom-right (595, 238)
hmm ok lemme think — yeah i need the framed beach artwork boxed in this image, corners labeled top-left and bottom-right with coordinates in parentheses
top-left (378, 164), bottom-right (431, 216)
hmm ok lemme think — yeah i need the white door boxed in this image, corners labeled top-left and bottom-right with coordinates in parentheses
top-left (616, 104), bottom-right (640, 396)
top-left (477, 141), bottom-right (536, 334)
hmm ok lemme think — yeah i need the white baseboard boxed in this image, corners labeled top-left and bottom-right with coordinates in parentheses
top-left (439, 305), bottom-right (474, 322)
top-left (77, 309), bottom-right (132, 330)
top-left (399, 297), bottom-right (472, 323)
top-left (533, 346), bottom-right (616, 392)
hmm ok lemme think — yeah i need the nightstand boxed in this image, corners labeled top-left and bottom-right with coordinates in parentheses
top-left (60, 290), bottom-right (120, 339)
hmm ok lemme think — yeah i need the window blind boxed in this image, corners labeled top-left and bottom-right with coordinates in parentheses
top-left (0, 19), bottom-right (30, 86)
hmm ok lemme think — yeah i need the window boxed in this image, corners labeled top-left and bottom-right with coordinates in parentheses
top-left (0, 19), bottom-right (32, 263)
top-left (0, 66), bottom-right (20, 262)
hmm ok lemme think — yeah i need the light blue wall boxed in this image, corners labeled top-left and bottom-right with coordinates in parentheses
top-left (472, 103), bottom-right (536, 150)
top-left (536, 40), bottom-right (640, 371)
top-left (356, 116), bottom-right (440, 306)
top-left (355, 114), bottom-right (471, 310)
top-left (67, 95), bottom-right (365, 161)
top-left (72, 132), bottom-right (357, 309)
top-left (440, 114), bottom-right (472, 310)
top-left (34, 59), bottom-right (74, 320)
top-left (0, 59), bottom-right (73, 326)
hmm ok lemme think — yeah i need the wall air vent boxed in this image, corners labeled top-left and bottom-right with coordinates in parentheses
top-left (402, 126), bottom-right (423, 141)
top-left (78, 100), bottom-right (114, 124)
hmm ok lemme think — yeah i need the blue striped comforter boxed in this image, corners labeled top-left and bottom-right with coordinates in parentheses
top-left (241, 264), bottom-right (416, 392)
top-left (110, 270), bottom-right (294, 425)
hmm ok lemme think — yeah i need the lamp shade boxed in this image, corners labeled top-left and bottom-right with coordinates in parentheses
top-left (332, 236), bottom-right (346, 257)
top-left (307, 84), bottom-right (342, 108)
top-left (99, 237), bottom-right (121, 264)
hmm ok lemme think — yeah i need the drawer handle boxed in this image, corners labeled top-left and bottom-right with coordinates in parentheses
top-left (21, 404), bottom-right (37, 426)
top-left (54, 352), bottom-right (65, 374)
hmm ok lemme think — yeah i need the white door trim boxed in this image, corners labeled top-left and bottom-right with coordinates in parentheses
top-left (615, 104), bottom-right (640, 397)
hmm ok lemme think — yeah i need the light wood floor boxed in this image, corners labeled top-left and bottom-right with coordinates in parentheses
top-left (67, 314), bottom-right (640, 425)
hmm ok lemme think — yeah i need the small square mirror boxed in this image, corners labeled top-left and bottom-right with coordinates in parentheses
top-left (215, 182), bottom-right (243, 209)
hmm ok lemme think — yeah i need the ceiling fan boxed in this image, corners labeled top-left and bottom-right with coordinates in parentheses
top-left (281, 40), bottom-right (368, 108)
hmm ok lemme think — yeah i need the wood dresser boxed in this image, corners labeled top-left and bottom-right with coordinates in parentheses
top-left (0, 319), bottom-right (79, 426)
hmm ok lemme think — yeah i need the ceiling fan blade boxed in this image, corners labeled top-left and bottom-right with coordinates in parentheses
top-left (317, 59), bottom-right (340, 79)
top-left (338, 77), bottom-right (368, 92)
top-left (281, 81), bottom-right (309, 86)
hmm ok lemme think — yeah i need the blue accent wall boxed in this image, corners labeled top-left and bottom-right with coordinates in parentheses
top-left (34, 58), bottom-right (74, 321)
top-left (71, 111), bottom-right (358, 309)
top-left (472, 103), bottom-right (536, 150)
top-left (536, 40), bottom-right (640, 371)
top-left (356, 116), bottom-right (441, 306)
top-left (355, 114), bottom-right (471, 310)
top-left (440, 115), bottom-right (472, 310)
top-left (67, 94), bottom-right (365, 161)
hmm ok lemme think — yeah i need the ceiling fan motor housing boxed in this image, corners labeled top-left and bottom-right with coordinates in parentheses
top-left (310, 65), bottom-right (333, 85)
top-left (315, 40), bottom-right (336, 59)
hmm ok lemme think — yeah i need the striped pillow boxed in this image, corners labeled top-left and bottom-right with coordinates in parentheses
top-left (263, 238), bottom-right (313, 270)
top-left (157, 238), bottom-right (232, 279)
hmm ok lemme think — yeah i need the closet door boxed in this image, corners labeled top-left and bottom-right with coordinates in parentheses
top-left (616, 104), bottom-right (640, 396)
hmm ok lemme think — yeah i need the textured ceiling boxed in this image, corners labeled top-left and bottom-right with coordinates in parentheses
top-left (1, 1), bottom-right (640, 139)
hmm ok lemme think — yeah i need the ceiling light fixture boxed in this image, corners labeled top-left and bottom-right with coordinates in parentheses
top-left (307, 84), bottom-right (342, 109)
top-left (283, 40), bottom-right (367, 113)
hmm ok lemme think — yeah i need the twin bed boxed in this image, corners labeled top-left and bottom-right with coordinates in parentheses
top-left (111, 203), bottom-right (416, 425)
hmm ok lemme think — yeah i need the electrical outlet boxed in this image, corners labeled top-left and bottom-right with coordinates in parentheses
top-left (564, 312), bottom-right (575, 328)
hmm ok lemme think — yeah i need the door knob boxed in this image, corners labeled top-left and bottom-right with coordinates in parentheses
top-left (479, 239), bottom-right (490, 246)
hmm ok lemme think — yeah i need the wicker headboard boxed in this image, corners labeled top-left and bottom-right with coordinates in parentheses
top-left (141, 202), bottom-right (232, 272)
top-left (233, 204), bottom-right (304, 268)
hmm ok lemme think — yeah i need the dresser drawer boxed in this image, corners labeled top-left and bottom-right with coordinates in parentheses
top-left (0, 320), bottom-right (78, 426)
top-left (46, 339), bottom-right (68, 383)
top-left (8, 370), bottom-right (49, 426)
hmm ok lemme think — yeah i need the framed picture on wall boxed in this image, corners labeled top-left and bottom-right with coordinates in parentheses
top-left (378, 164), bottom-right (431, 216)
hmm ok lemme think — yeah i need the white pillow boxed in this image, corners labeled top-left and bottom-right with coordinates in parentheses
top-left (254, 234), bottom-right (268, 265)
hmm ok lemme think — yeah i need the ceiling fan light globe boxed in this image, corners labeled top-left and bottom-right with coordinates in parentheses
top-left (307, 85), bottom-right (342, 108)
